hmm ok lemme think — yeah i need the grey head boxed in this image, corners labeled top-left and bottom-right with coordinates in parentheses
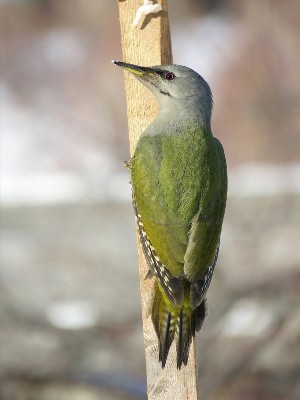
top-left (114, 61), bottom-right (213, 126)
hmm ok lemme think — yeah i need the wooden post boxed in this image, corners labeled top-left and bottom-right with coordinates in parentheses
top-left (117, 1), bottom-right (199, 399)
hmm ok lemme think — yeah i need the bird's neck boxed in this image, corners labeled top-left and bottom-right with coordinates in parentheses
top-left (151, 97), bottom-right (212, 136)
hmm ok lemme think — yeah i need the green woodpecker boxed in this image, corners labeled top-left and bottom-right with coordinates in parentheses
top-left (114, 61), bottom-right (227, 369)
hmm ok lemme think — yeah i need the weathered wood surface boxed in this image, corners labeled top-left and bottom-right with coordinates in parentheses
top-left (117, 1), bottom-right (199, 399)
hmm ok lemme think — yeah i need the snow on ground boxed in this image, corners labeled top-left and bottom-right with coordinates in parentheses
top-left (1, 82), bottom-right (299, 207)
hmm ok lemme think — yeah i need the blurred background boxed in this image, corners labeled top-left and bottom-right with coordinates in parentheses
top-left (1, 0), bottom-right (300, 399)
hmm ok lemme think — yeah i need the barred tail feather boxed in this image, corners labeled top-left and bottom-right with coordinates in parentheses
top-left (152, 287), bottom-right (208, 369)
top-left (152, 286), bottom-right (175, 367)
top-left (176, 309), bottom-right (193, 369)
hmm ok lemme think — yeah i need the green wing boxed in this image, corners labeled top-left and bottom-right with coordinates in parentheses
top-left (183, 137), bottom-right (227, 282)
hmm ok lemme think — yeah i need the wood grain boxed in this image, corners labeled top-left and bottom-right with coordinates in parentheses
top-left (117, 1), bottom-right (199, 399)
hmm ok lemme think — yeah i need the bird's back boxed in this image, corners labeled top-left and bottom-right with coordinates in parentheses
top-left (130, 124), bottom-right (226, 281)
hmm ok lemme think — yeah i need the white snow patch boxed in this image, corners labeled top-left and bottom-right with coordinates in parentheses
top-left (46, 300), bottom-right (98, 330)
top-left (1, 173), bottom-right (86, 206)
top-left (229, 163), bottom-right (300, 197)
top-left (220, 299), bottom-right (275, 337)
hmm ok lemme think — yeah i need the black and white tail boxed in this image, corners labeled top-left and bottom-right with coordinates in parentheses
top-left (152, 286), bottom-right (207, 369)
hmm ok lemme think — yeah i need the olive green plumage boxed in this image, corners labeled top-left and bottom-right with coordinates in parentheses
top-left (114, 61), bottom-right (227, 369)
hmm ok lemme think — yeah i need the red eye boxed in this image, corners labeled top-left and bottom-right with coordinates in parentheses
top-left (165, 72), bottom-right (175, 80)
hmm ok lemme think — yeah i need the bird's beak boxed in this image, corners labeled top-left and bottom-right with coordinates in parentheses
top-left (113, 60), bottom-right (152, 77)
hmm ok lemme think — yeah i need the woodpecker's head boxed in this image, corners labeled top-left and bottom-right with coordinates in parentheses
top-left (113, 61), bottom-right (213, 122)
